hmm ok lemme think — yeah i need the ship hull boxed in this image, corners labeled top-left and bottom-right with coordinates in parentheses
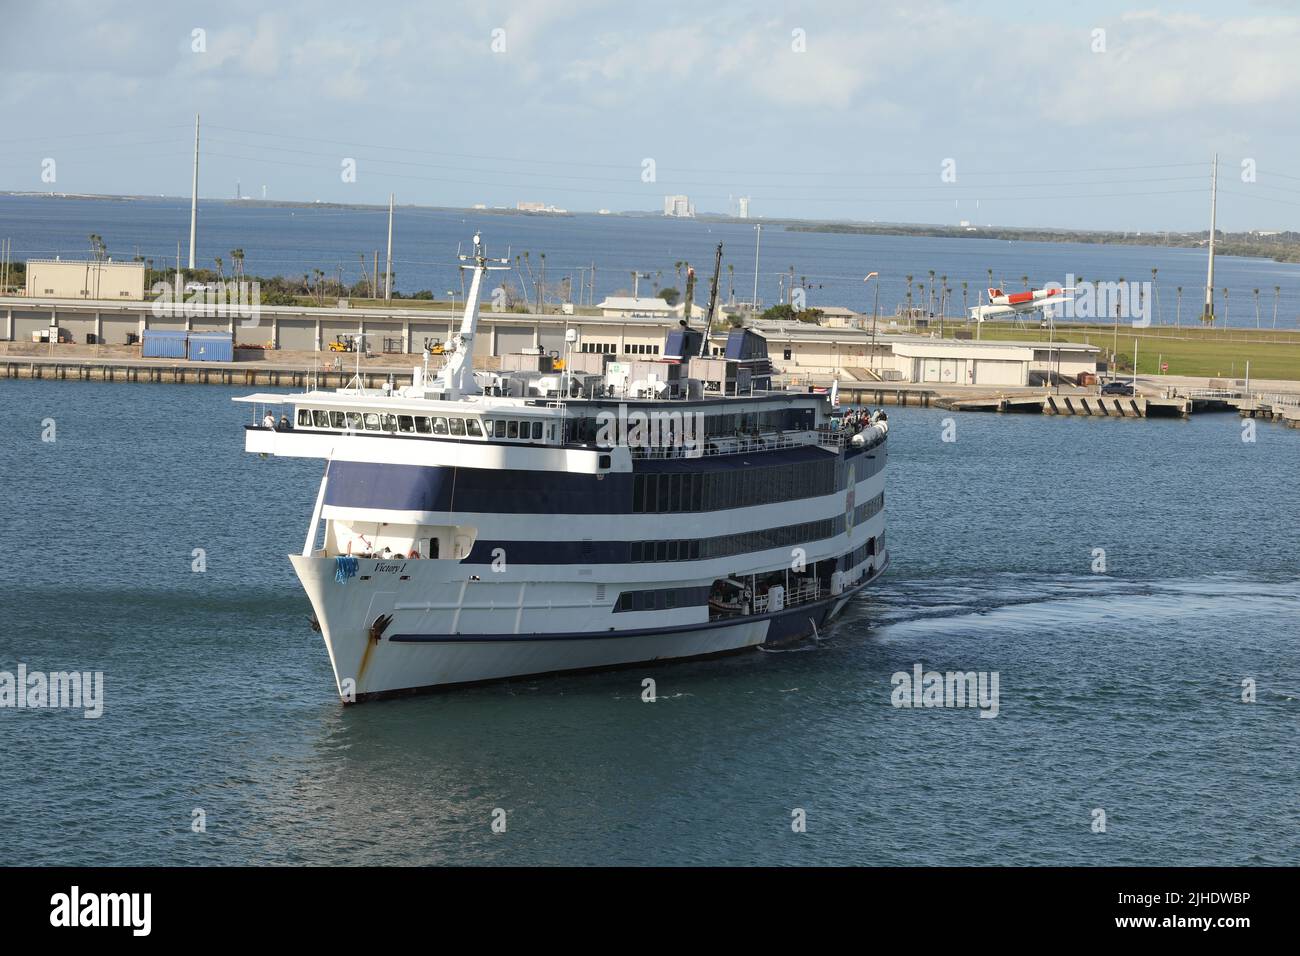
top-left (293, 552), bottom-right (888, 701)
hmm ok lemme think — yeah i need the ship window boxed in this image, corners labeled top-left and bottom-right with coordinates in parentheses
top-left (507, 421), bottom-right (519, 439)
top-left (494, 420), bottom-right (507, 438)
top-left (398, 415), bottom-right (415, 433)
top-left (618, 592), bottom-right (633, 611)
top-left (415, 417), bottom-right (432, 434)
top-left (449, 418), bottom-right (466, 436)
top-left (330, 411), bottom-right (346, 428)
top-left (657, 476), bottom-right (670, 512)
top-left (532, 421), bottom-right (543, 440)
top-left (466, 419), bottom-right (483, 437)
top-left (432, 417), bottom-right (449, 435)
top-left (313, 410), bottom-right (329, 427)
top-left (346, 412), bottom-right (363, 430)
top-left (380, 414), bottom-right (398, 432)
top-left (297, 409), bottom-right (312, 426)
top-left (655, 541), bottom-right (667, 561)
top-left (363, 413), bottom-right (380, 430)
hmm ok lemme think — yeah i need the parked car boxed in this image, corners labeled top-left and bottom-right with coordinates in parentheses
top-left (1100, 381), bottom-right (1135, 396)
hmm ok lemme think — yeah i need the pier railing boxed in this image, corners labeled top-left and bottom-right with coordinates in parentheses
top-left (1250, 392), bottom-right (1300, 407)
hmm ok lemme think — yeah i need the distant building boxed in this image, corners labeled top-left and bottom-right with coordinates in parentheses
top-left (738, 196), bottom-right (750, 219)
top-left (808, 306), bottom-right (862, 327)
top-left (25, 259), bottom-right (146, 300)
top-left (663, 195), bottom-right (695, 218)
top-left (596, 296), bottom-right (706, 320)
top-left (517, 201), bottom-right (567, 213)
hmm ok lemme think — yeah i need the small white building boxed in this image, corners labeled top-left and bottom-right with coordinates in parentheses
top-left (884, 338), bottom-right (1101, 386)
top-left (25, 259), bottom-right (146, 300)
top-left (812, 306), bottom-right (863, 328)
top-left (596, 296), bottom-right (705, 320)
top-left (889, 341), bottom-right (1034, 386)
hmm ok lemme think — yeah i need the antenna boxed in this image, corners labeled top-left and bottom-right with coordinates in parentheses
top-left (699, 242), bottom-right (723, 358)
top-left (430, 234), bottom-right (510, 401)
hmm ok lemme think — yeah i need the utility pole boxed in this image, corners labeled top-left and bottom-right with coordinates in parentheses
top-left (752, 224), bottom-right (762, 308)
top-left (374, 251), bottom-right (379, 301)
top-left (1203, 153), bottom-right (1218, 324)
top-left (384, 192), bottom-right (394, 300)
top-left (188, 113), bottom-right (200, 270)
top-left (699, 242), bottom-right (723, 357)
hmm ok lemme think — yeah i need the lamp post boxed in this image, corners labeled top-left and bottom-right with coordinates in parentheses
top-left (864, 272), bottom-right (880, 375)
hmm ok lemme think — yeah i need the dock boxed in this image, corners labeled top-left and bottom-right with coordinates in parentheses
top-left (935, 386), bottom-right (1300, 426)
top-left (2, 355), bottom-right (408, 390)
top-left (938, 392), bottom-right (1189, 417)
top-left (5, 353), bottom-right (1298, 429)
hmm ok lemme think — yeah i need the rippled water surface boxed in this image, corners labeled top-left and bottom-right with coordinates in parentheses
top-left (1, 380), bottom-right (1297, 865)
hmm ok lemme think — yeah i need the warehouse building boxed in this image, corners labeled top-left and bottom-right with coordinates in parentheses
top-left (24, 259), bottom-right (146, 301)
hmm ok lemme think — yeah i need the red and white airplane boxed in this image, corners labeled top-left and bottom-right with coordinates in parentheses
top-left (970, 285), bottom-right (1073, 323)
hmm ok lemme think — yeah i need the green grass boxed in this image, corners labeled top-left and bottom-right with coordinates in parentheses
top-left (967, 322), bottom-right (1300, 380)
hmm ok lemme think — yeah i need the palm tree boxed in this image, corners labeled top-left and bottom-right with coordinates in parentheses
top-left (1253, 288), bottom-right (1261, 328)
top-left (1274, 285), bottom-right (1281, 329)
top-left (1021, 274), bottom-right (1030, 290)
top-left (214, 256), bottom-right (224, 279)
top-left (1175, 286), bottom-right (1182, 327)
top-left (905, 274), bottom-right (914, 315)
top-left (231, 248), bottom-right (245, 280)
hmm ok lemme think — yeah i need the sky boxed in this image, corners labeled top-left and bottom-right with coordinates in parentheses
top-left (3, 0), bottom-right (1300, 232)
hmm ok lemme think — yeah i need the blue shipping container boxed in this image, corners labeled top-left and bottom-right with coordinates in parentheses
top-left (141, 329), bottom-right (189, 359)
top-left (187, 333), bottom-right (234, 363)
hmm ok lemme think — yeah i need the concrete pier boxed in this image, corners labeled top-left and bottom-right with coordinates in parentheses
top-left (939, 392), bottom-right (1192, 418)
top-left (2, 356), bottom-right (411, 390)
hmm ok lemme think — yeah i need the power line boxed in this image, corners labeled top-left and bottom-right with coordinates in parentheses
top-left (204, 124), bottom-right (1204, 180)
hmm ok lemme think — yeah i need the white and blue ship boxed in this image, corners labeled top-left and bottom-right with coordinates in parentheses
top-left (237, 237), bottom-right (889, 701)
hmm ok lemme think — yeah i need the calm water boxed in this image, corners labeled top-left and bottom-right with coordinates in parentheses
top-left (1, 379), bottom-right (1297, 865)
top-left (4, 194), bottom-right (1300, 327)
